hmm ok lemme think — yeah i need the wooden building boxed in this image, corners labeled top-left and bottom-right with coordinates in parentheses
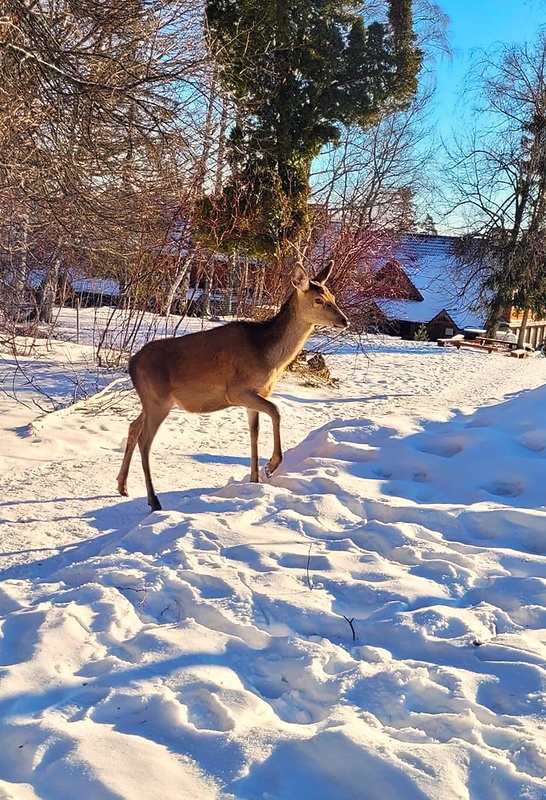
top-left (361, 235), bottom-right (482, 340)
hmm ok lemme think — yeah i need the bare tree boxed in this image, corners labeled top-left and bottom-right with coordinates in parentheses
top-left (310, 89), bottom-right (436, 232)
top-left (445, 31), bottom-right (546, 344)
top-left (0, 0), bottom-right (209, 343)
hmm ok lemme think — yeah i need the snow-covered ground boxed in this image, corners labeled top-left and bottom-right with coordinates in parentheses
top-left (1, 308), bottom-right (546, 799)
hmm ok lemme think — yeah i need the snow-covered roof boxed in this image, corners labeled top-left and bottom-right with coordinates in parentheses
top-left (155, 219), bottom-right (192, 256)
top-left (376, 298), bottom-right (448, 325)
top-left (27, 269), bottom-right (47, 289)
top-left (373, 234), bottom-right (485, 329)
top-left (70, 277), bottom-right (120, 296)
top-left (3, 269), bottom-right (46, 289)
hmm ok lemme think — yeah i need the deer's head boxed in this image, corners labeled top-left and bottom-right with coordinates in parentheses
top-left (292, 261), bottom-right (349, 329)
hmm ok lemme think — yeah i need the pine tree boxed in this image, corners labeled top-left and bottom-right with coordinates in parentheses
top-left (201, 0), bottom-right (422, 256)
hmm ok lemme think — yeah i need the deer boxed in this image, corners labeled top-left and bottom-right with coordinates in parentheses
top-left (117, 260), bottom-right (349, 511)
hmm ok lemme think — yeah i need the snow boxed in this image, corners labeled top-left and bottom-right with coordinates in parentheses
top-left (1, 308), bottom-right (546, 799)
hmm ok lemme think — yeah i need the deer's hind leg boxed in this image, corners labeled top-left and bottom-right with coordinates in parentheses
top-left (117, 412), bottom-right (144, 497)
top-left (137, 401), bottom-right (171, 512)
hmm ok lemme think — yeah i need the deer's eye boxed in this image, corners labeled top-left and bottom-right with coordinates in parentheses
top-left (315, 297), bottom-right (325, 305)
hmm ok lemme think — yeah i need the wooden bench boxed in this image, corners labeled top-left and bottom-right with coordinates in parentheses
top-left (477, 336), bottom-right (515, 351)
top-left (437, 337), bottom-right (512, 354)
top-left (437, 336), bottom-right (464, 348)
top-left (438, 336), bottom-right (534, 357)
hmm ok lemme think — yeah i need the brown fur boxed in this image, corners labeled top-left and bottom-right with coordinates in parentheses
top-left (117, 262), bottom-right (348, 511)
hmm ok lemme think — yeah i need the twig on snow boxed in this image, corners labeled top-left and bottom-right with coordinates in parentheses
top-left (306, 544), bottom-right (313, 590)
top-left (342, 615), bottom-right (356, 642)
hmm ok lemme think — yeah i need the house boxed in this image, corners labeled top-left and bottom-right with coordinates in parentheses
top-left (365, 234), bottom-right (486, 341)
top-left (310, 225), bottom-right (489, 340)
top-left (502, 308), bottom-right (546, 349)
top-left (67, 276), bottom-right (121, 307)
top-left (373, 235), bottom-right (546, 346)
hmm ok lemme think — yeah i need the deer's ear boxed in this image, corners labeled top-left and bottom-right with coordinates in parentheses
top-left (292, 264), bottom-right (310, 291)
top-left (313, 260), bottom-right (333, 285)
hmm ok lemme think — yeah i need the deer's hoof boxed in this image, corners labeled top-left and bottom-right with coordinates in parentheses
top-left (264, 460), bottom-right (281, 479)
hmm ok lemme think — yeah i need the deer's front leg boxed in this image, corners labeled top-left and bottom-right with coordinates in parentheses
top-left (242, 392), bottom-right (282, 479)
top-left (247, 409), bottom-right (260, 482)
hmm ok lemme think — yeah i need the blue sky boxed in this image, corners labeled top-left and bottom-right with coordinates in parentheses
top-left (423, 1), bottom-right (542, 228)
top-left (434, 0), bottom-right (541, 131)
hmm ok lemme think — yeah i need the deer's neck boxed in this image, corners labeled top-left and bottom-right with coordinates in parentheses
top-left (260, 293), bottom-right (313, 370)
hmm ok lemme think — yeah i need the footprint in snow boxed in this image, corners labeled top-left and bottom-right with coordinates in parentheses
top-left (277, 553), bottom-right (331, 571)
top-left (414, 436), bottom-right (464, 458)
top-left (0, 609), bottom-right (47, 667)
top-left (176, 685), bottom-right (235, 732)
top-left (482, 480), bottom-right (524, 498)
top-left (519, 431), bottom-right (546, 452)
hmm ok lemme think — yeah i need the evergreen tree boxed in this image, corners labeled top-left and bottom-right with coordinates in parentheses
top-left (202, 0), bottom-right (422, 256)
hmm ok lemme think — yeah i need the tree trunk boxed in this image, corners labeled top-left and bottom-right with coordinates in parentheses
top-left (195, 71), bottom-right (218, 192)
top-left (9, 207), bottom-right (30, 324)
top-left (163, 256), bottom-right (191, 318)
top-left (253, 263), bottom-right (265, 311)
top-left (201, 275), bottom-right (212, 317)
top-left (39, 255), bottom-right (61, 323)
top-left (214, 94), bottom-right (229, 194)
top-left (517, 308), bottom-right (530, 348)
